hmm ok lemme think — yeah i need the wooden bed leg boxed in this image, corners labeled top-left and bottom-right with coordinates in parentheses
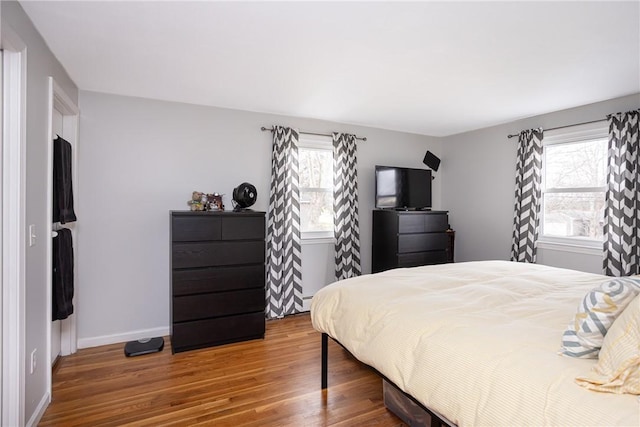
top-left (321, 333), bottom-right (328, 389)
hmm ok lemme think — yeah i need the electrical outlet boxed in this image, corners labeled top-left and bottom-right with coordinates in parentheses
top-left (30, 349), bottom-right (37, 374)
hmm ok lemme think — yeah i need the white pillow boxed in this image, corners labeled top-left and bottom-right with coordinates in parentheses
top-left (575, 294), bottom-right (640, 394)
top-left (560, 277), bottom-right (640, 358)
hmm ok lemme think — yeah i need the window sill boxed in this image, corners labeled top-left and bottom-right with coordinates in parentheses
top-left (301, 237), bottom-right (334, 245)
top-left (537, 239), bottom-right (602, 256)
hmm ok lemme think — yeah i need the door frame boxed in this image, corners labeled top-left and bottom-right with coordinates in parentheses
top-left (2, 28), bottom-right (27, 427)
top-left (45, 77), bottom-right (79, 395)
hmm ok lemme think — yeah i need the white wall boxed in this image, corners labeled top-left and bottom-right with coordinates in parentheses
top-left (441, 93), bottom-right (640, 273)
top-left (536, 247), bottom-right (603, 275)
top-left (77, 90), bottom-right (442, 345)
top-left (1, 1), bottom-right (78, 423)
top-left (301, 241), bottom-right (335, 311)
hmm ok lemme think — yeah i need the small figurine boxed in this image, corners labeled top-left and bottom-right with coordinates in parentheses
top-left (187, 191), bottom-right (206, 211)
top-left (208, 193), bottom-right (224, 211)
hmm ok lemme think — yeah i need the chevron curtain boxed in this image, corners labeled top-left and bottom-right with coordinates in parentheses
top-left (510, 129), bottom-right (544, 263)
top-left (266, 126), bottom-right (303, 319)
top-left (603, 110), bottom-right (640, 276)
top-left (333, 133), bottom-right (361, 280)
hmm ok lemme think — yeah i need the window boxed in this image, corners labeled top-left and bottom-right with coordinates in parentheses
top-left (299, 137), bottom-right (333, 240)
top-left (540, 123), bottom-right (608, 247)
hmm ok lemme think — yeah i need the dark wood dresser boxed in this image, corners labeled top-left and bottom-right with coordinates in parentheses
top-left (372, 209), bottom-right (451, 273)
top-left (170, 211), bottom-right (266, 353)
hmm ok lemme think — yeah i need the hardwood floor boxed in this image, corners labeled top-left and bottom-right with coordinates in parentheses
top-left (40, 313), bottom-right (406, 426)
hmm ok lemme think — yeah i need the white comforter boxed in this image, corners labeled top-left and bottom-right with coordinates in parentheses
top-left (311, 260), bottom-right (640, 426)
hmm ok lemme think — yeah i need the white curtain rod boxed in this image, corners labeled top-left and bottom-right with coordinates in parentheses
top-left (507, 118), bottom-right (606, 139)
top-left (260, 126), bottom-right (367, 142)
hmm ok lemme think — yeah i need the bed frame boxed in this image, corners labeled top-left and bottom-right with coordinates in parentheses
top-left (321, 333), bottom-right (454, 427)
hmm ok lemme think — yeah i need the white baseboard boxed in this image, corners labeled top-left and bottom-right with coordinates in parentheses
top-left (26, 392), bottom-right (50, 427)
top-left (302, 296), bottom-right (313, 312)
top-left (77, 326), bottom-right (170, 349)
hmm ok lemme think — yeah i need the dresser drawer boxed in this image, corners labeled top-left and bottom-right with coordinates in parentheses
top-left (398, 251), bottom-right (448, 267)
top-left (398, 232), bottom-right (448, 253)
top-left (173, 288), bottom-right (264, 322)
top-left (172, 216), bottom-right (221, 242)
top-left (172, 241), bottom-right (265, 269)
top-left (170, 211), bottom-right (266, 353)
top-left (398, 213), bottom-right (448, 234)
top-left (173, 264), bottom-right (264, 296)
top-left (221, 216), bottom-right (265, 240)
top-left (172, 312), bottom-right (265, 352)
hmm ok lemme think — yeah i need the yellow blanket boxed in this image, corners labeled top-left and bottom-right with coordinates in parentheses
top-left (311, 260), bottom-right (639, 426)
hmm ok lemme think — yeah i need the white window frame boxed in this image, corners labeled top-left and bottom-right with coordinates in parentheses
top-left (538, 121), bottom-right (608, 254)
top-left (298, 135), bottom-right (334, 242)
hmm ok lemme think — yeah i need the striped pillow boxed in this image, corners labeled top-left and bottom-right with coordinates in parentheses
top-left (575, 294), bottom-right (640, 394)
top-left (560, 278), bottom-right (640, 358)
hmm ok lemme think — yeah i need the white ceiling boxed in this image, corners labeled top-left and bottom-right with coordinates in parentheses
top-left (19, 1), bottom-right (640, 137)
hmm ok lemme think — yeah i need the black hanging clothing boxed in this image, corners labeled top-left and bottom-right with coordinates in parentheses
top-left (52, 228), bottom-right (74, 320)
top-left (53, 136), bottom-right (77, 224)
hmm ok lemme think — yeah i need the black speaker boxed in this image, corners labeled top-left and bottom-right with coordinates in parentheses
top-left (423, 151), bottom-right (440, 171)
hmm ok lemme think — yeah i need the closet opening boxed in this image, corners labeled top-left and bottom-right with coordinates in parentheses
top-left (46, 77), bottom-right (79, 392)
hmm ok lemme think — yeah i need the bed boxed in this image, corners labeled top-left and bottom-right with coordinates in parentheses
top-left (310, 260), bottom-right (640, 426)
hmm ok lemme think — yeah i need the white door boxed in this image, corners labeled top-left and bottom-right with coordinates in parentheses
top-left (0, 47), bottom-right (4, 425)
top-left (2, 36), bottom-right (28, 427)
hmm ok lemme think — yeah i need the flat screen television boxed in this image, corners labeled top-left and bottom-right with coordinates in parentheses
top-left (375, 165), bottom-right (432, 210)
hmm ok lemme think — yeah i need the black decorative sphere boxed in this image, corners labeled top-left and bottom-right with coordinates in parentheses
top-left (232, 182), bottom-right (257, 209)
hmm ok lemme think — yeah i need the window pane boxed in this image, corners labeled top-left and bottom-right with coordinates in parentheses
top-left (543, 192), bottom-right (604, 239)
top-left (545, 139), bottom-right (607, 189)
top-left (299, 148), bottom-right (333, 188)
top-left (300, 190), bottom-right (333, 232)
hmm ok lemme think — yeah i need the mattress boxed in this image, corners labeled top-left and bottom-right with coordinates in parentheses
top-left (311, 260), bottom-right (640, 426)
